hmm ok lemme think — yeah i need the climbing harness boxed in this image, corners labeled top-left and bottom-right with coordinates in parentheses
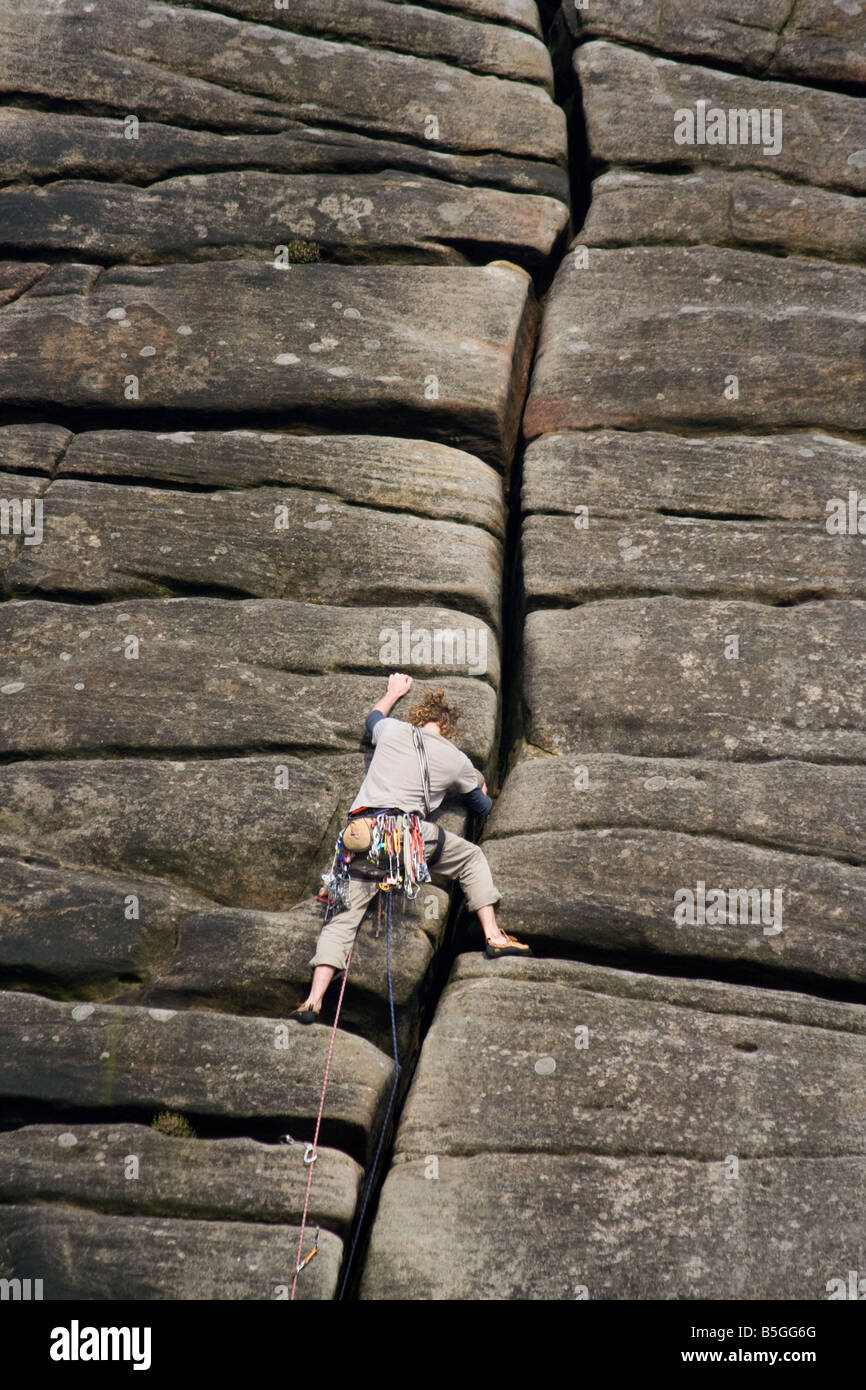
top-left (319, 810), bottom-right (431, 920)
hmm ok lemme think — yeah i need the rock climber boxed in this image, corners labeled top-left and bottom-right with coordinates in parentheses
top-left (290, 672), bottom-right (530, 1022)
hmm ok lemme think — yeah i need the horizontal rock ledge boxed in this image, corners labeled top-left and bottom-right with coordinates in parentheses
top-left (483, 825), bottom-right (866, 984)
top-left (360, 1150), bottom-right (866, 1299)
top-left (390, 955), bottom-right (866, 1160)
top-left (0, 261), bottom-right (537, 469)
top-left (486, 752), bottom-right (866, 864)
top-left (0, 109), bottom-right (569, 203)
top-left (522, 429), bottom-right (866, 523)
top-left (523, 246), bottom-right (866, 437)
top-left (0, 1123), bottom-right (361, 1233)
top-left (523, 513), bottom-right (866, 604)
top-left (0, 423), bottom-right (70, 474)
top-left (6, 478), bottom-right (503, 625)
top-left (580, 169), bottom-right (866, 264)
top-left (0, 0), bottom-right (566, 162)
top-left (0, 990), bottom-right (394, 1165)
top-left (0, 172), bottom-right (569, 270)
top-left (184, 0), bottom-right (552, 86)
top-left (54, 429), bottom-right (506, 537)
top-left (574, 42), bottom-right (866, 195)
top-left (524, 598), bottom-right (866, 761)
top-left (561, 0), bottom-right (866, 86)
top-left (0, 1202), bottom-right (343, 1300)
top-left (0, 599), bottom-right (499, 763)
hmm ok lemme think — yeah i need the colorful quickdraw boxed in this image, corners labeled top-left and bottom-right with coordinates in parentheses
top-left (319, 811), bottom-right (431, 922)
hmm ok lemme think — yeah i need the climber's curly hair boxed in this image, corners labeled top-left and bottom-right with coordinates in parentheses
top-left (407, 686), bottom-right (462, 741)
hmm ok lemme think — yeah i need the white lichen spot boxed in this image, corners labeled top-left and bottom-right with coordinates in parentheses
top-left (71, 1004), bottom-right (95, 1021)
top-left (534, 1057), bottom-right (556, 1075)
top-left (57, 1132), bottom-right (78, 1147)
top-left (177, 325), bottom-right (193, 335)
top-left (139, 346), bottom-right (156, 357)
top-left (1, 682), bottom-right (25, 694)
top-left (106, 307), bottom-right (127, 320)
top-left (148, 1008), bottom-right (176, 1021)
top-left (273, 353), bottom-right (300, 365)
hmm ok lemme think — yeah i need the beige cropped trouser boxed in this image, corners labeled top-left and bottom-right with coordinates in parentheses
top-left (309, 819), bottom-right (500, 972)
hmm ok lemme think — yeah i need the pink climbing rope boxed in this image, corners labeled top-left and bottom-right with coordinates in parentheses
top-left (290, 945), bottom-right (354, 1301)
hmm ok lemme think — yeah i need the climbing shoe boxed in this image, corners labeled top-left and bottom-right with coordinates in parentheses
top-left (484, 934), bottom-right (532, 959)
top-left (289, 1003), bottom-right (321, 1025)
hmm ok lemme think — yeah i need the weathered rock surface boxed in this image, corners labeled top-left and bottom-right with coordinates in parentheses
top-left (362, 1150), bottom-right (866, 1300)
top-left (522, 430), bottom-right (866, 524)
top-left (6, 478), bottom-right (503, 616)
top-left (0, 424), bottom-right (70, 475)
top-left (524, 599), bottom-right (866, 761)
top-left (0, 599), bottom-right (498, 761)
top-left (581, 168), bottom-right (866, 263)
top-left (0, 1203), bottom-right (343, 1300)
top-left (487, 753), bottom-right (866, 864)
top-left (0, 472), bottom-right (49, 589)
top-left (0, 0), bottom-right (565, 161)
top-left (575, 43), bottom-right (866, 195)
top-left (0, 262), bottom-right (536, 467)
top-left (0, 109), bottom-right (569, 203)
top-left (561, 0), bottom-right (866, 85)
top-left (59, 430), bottom-right (507, 538)
top-left (0, 1123), bottom-right (361, 1233)
top-left (0, 990), bottom-right (393, 1162)
top-left (0, 262), bottom-right (48, 306)
top-left (150, 895), bottom-right (444, 1057)
top-left (0, 754), bottom-right (359, 910)
top-left (195, 0), bottom-right (551, 85)
top-left (361, 956), bottom-right (866, 1297)
top-left (522, 428), bottom-right (866, 601)
top-left (0, 773), bottom-right (451, 1051)
top-left (484, 827), bottom-right (866, 983)
top-left (523, 513), bottom-right (866, 603)
top-left (394, 957), bottom-right (866, 1156)
top-left (0, 172), bottom-right (568, 269)
top-left (5, 0), bottom-right (864, 1306)
top-left (524, 246), bottom-right (866, 437)
top-left (0, 856), bottom-right (204, 991)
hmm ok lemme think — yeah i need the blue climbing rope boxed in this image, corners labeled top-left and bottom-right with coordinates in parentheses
top-left (337, 888), bottom-right (401, 1300)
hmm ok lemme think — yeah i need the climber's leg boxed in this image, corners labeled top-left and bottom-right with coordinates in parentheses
top-left (296, 874), bottom-right (379, 1011)
top-left (421, 823), bottom-right (513, 947)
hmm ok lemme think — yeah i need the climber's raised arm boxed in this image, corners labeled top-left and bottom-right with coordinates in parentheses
top-left (364, 671), bottom-right (413, 737)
